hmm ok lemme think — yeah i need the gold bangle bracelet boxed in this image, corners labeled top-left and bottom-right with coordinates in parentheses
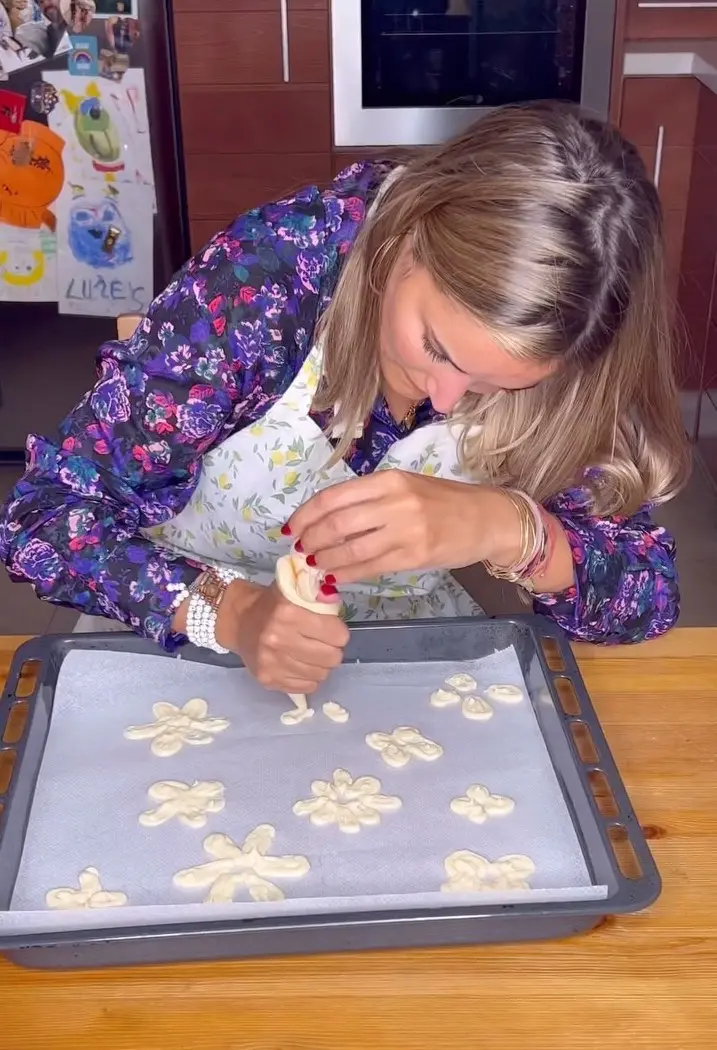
top-left (484, 490), bottom-right (541, 589)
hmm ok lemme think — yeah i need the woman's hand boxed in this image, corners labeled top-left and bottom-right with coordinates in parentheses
top-left (216, 579), bottom-right (350, 694)
top-left (288, 472), bottom-right (523, 583)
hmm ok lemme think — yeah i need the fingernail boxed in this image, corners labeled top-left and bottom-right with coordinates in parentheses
top-left (306, 554), bottom-right (317, 567)
top-left (324, 573), bottom-right (336, 585)
top-left (320, 583), bottom-right (337, 596)
top-left (280, 524), bottom-right (292, 536)
top-left (294, 539), bottom-right (304, 553)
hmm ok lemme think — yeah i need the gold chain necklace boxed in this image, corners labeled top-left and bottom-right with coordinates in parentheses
top-left (401, 403), bottom-right (418, 429)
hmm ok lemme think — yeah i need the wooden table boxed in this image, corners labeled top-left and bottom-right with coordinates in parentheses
top-left (2, 630), bottom-right (717, 1050)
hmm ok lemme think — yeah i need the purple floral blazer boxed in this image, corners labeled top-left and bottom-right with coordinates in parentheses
top-left (0, 162), bottom-right (679, 649)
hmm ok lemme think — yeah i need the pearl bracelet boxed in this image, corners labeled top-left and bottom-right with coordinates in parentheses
top-left (183, 565), bottom-right (246, 654)
top-left (186, 591), bottom-right (228, 655)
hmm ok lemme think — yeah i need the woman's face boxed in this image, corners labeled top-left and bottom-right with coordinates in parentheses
top-left (379, 247), bottom-right (555, 415)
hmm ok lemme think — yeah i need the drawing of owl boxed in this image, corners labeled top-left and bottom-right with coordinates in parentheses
top-left (68, 196), bottom-right (133, 269)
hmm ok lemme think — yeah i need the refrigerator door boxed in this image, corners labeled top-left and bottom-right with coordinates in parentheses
top-left (0, 0), bottom-right (188, 456)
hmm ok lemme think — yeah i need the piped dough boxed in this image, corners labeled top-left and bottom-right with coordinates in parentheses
top-left (484, 684), bottom-right (524, 705)
top-left (461, 696), bottom-right (494, 722)
top-left (430, 688), bottom-right (461, 708)
top-left (124, 698), bottom-right (229, 757)
top-left (275, 545), bottom-right (341, 724)
top-left (280, 705), bottom-right (315, 727)
top-left (441, 851), bottom-right (535, 893)
top-left (293, 768), bottom-right (402, 833)
top-left (46, 867), bottom-right (128, 910)
top-left (139, 780), bottom-right (226, 828)
top-left (365, 725), bottom-right (443, 768)
top-left (323, 700), bottom-right (349, 723)
top-left (173, 826), bottom-right (310, 903)
top-left (450, 784), bottom-right (515, 824)
top-left (444, 673), bottom-right (477, 693)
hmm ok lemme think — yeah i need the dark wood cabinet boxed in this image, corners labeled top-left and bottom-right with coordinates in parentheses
top-left (625, 1), bottom-right (717, 40)
top-left (173, 0), bottom-right (331, 253)
top-left (620, 76), bottom-right (701, 303)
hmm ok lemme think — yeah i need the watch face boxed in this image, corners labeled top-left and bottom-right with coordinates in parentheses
top-left (199, 574), bottom-right (225, 608)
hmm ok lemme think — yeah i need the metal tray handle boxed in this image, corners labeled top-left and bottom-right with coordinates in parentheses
top-left (526, 616), bottom-right (661, 902)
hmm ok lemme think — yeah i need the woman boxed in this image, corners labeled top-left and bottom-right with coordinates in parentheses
top-left (0, 105), bottom-right (689, 697)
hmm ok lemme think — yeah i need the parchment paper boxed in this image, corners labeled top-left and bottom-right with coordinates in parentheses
top-left (5, 647), bottom-right (607, 935)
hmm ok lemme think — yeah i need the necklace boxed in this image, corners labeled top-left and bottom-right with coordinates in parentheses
top-left (401, 403), bottom-right (418, 429)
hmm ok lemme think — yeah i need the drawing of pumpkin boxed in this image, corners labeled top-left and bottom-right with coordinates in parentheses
top-left (60, 81), bottom-right (124, 173)
top-left (0, 120), bottom-right (65, 231)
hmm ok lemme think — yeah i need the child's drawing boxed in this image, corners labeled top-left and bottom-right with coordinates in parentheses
top-left (60, 80), bottom-right (124, 174)
top-left (0, 225), bottom-right (57, 301)
top-left (68, 191), bottom-right (132, 268)
top-left (42, 69), bottom-right (154, 192)
top-left (55, 178), bottom-right (152, 317)
top-left (0, 119), bottom-right (65, 230)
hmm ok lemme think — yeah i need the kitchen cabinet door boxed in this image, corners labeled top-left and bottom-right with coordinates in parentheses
top-left (625, 1), bottom-right (717, 39)
top-left (173, 0), bottom-right (332, 240)
top-left (620, 77), bottom-right (702, 299)
top-left (186, 152), bottom-right (333, 249)
top-left (174, 4), bottom-right (329, 86)
top-left (179, 87), bottom-right (331, 155)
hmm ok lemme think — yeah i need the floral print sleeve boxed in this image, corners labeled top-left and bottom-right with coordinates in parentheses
top-left (0, 166), bottom-right (380, 649)
top-left (534, 488), bottom-right (679, 644)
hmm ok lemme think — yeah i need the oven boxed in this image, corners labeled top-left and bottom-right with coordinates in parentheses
top-left (331, 0), bottom-right (616, 146)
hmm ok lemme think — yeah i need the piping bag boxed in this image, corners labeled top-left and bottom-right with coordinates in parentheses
top-left (274, 544), bottom-right (341, 723)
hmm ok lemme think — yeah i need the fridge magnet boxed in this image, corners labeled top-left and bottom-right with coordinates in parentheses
top-left (68, 31), bottom-right (97, 74)
top-left (0, 223), bottom-right (57, 300)
top-left (43, 69), bottom-right (153, 190)
top-left (55, 178), bottom-right (153, 317)
top-left (59, 0), bottom-right (95, 33)
top-left (93, 0), bottom-right (136, 17)
top-left (103, 12), bottom-right (137, 53)
top-left (29, 77), bottom-right (58, 113)
top-left (98, 45), bottom-right (127, 81)
top-left (0, 0), bottom-right (71, 76)
top-left (0, 119), bottom-right (65, 230)
top-left (0, 86), bottom-right (24, 132)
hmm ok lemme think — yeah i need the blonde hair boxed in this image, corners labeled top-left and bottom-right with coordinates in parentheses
top-left (316, 104), bottom-right (690, 515)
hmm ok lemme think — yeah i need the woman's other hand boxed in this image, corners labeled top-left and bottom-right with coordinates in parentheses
top-left (216, 579), bottom-right (350, 694)
top-left (288, 472), bottom-right (525, 583)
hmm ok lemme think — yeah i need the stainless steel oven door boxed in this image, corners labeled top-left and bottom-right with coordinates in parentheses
top-left (331, 0), bottom-right (616, 147)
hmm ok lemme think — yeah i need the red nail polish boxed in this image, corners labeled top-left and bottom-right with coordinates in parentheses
top-left (294, 539), bottom-right (304, 553)
top-left (321, 583), bottom-right (337, 596)
top-left (306, 554), bottom-right (317, 567)
top-left (280, 524), bottom-right (291, 536)
top-left (324, 573), bottom-right (336, 585)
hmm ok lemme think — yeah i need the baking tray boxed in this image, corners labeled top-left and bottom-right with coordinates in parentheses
top-left (0, 616), bottom-right (660, 969)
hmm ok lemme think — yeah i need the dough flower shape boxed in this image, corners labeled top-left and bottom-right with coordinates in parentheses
top-left (365, 725), bottom-right (443, 768)
top-left (450, 784), bottom-right (515, 824)
top-left (124, 699), bottom-right (229, 757)
top-left (139, 780), bottom-right (226, 828)
top-left (441, 851), bottom-right (535, 893)
top-left (173, 826), bottom-right (310, 903)
top-left (46, 867), bottom-right (128, 910)
top-left (293, 768), bottom-right (402, 833)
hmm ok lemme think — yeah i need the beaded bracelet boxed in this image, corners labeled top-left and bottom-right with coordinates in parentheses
top-left (183, 566), bottom-right (246, 654)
